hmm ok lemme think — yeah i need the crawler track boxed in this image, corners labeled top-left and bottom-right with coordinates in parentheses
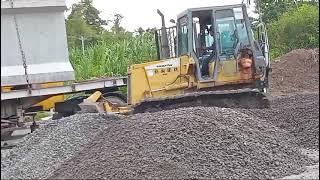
top-left (133, 89), bottom-right (270, 114)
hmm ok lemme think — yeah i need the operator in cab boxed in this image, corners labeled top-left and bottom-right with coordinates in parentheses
top-left (201, 26), bottom-right (216, 77)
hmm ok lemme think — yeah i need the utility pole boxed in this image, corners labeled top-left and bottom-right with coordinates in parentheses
top-left (79, 36), bottom-right (87, 55)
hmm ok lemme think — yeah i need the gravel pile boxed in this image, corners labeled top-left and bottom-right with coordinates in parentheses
top-left (50, 107), bottom-right (314, 180)
top-left (237, 93), bottom-right (319, 149)
top-left (1, 113), bottom-right (119, 179)
top-left (270, 48), bottom-right (319, 94)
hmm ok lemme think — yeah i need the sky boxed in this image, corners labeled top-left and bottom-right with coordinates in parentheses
top-left (65, 0), bottom-right (257, 32)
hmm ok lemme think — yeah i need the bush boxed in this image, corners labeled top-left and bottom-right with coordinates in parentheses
top-left (268, 4), bottom-right (319, 59)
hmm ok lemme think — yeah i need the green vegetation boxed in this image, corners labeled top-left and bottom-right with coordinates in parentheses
top-left (34, 111), bottom-right (51, 121)
top-left (66, 0), bottom-right (157, 80)
top-left (267, 4), bottom-right (319, 59)
top-left (69, 33), bottom-right (157, 80)
top-left (257, 0), bottom-right (319, 59)
top-left (257, 0), bottom-right (318, 23)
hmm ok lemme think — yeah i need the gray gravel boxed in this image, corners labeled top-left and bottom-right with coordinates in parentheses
top-left (281, 164), bottom-right (319, 179)
top-left (50, 107), bottom-right (315, 180)
top-left (2, 95), bottom-right (318, 180)
top-left (1, 113), bottom-right (119, 179)
top-left (237, 92), bottom-right (319, 149)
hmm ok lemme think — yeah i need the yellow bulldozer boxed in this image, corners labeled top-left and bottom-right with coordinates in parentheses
top-left (79, 3), bottom-right (271, 114)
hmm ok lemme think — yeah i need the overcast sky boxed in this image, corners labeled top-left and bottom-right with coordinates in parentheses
top-left (65, 0), bottom-right (257, 32)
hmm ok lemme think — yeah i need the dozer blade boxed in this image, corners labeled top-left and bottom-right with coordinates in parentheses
top-left (132, 89), bottom-right (270, 114)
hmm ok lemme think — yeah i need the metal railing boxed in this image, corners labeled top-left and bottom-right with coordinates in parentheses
top-left (155, 26), bottom-right (177, 59)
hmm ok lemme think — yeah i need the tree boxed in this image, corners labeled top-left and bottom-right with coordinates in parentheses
top-left (136, 27), bottom-right (145, 36)
top-left (146, 27), bottom-right (157, 33)
top-left (67, 0), bottom-right (108, 34)
top-left (255, 0), bottom-right (319, 23)
top-left (111, 13), bottom-right (125, 34)
top-left (66, 14), bottom-right (95, 36)
top-left (268, 4), bottom-right (319, 58)
top-left (255, 0), bottom-right (294, 23)
top-left (66, 14), bottom-right (97, 47)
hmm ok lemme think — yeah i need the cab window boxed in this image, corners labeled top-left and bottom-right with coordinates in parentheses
top-left (215, 9), bottom-right (236, 57)
top-left (178, 16), bottom-right (189, 55)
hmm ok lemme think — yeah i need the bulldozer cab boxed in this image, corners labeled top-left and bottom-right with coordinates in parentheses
top-left (156, 4), bottom-right (269, 88)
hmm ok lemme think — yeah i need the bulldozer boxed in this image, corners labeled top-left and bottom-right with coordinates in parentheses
top-left (79, 3), bottom-right (271, 114)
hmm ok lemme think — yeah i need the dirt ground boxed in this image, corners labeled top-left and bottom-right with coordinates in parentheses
top-left (269, 48), bottom-right (319, 95)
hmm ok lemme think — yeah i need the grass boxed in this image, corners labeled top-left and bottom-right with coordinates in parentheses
top-left (34, 111), bottom-right (51, 121)
top-left (69, 33), bottom-right (157, 81)
top-left (24, 111), bottom-right (51, 122)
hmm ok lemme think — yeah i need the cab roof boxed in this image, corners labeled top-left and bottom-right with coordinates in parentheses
top-left (177, 4), bottom-right (245, 19)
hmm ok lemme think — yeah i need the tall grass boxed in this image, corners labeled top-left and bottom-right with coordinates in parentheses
top-left (69, 33), bottom-right (157, 81)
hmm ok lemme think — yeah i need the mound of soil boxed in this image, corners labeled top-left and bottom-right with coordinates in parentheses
top-left (270, 48), bottom-right (319, 94)
top-left (50, 107), bottom-right (313, 180)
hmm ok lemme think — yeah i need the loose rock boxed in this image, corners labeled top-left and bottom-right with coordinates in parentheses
top-left (1, 113), bottom-right (119, 179)
top-left (50, 107), bottom-right (314, 180)
top-left (270, 48), bottom-right (319, 94)
top-left (238, 93), bottom-right (319, 149)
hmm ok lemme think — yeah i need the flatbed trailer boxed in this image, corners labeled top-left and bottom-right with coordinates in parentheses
top-left (1, 76), bottom-right (127, 120)
top-left (1, 77), bottom-right (127, 100)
